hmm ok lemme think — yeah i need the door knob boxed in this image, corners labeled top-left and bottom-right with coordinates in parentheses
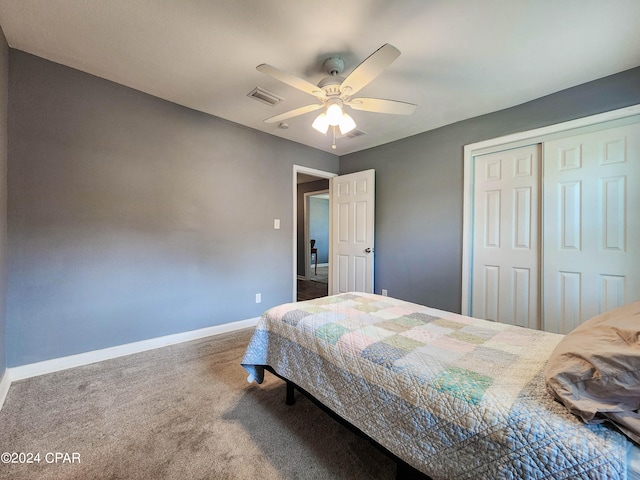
top-left (365, 248), bottom-right (373, 253)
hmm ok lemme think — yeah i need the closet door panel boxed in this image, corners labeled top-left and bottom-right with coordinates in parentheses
top-left (471, 145), bottom-right (540, 329)
top-left (543, 123), bottom-right (640, 333)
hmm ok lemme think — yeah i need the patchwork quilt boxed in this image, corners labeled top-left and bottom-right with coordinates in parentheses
top-left (242, 292), bottom-right (631, 479)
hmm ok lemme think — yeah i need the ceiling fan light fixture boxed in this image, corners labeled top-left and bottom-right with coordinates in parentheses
top-left (338, 113), bottom-right (356, 135)
top-left (312, 113), bottom-right (330, 134)
top-left (325, 101), bottom-right (343, 125)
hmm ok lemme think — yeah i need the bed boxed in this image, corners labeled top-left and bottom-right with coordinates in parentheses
top-left (242, 292), bottom-right (640, 479)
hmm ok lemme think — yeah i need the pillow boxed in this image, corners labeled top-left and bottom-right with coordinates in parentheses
top-left (544, 301), bottom-right (640, 444)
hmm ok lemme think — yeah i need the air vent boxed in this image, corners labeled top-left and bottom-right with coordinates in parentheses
top-left (247, 87), bottom-right (283, 106)
top-left (343, 129), bottom-right (366, 139)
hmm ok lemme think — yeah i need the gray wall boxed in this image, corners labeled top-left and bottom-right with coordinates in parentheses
top-left (340, 67), bottom-right (640, 313)
top-left (7, 51), bottom-right (338, 367)
top-left (0, 28), bottom-right (7, 375)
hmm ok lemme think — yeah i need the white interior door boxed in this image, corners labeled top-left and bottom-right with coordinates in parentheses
top-left (330, 169), bottom-right (375, 294)
top-left (471, 145), bottom-right (540, 329)
top-left (543, 122), bottom-right (640, 333)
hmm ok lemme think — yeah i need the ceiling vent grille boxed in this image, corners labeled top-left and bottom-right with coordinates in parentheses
top-left (343, 129), bottom-right (366, 139)
top-left (247, 87), bottom-right (283, 106)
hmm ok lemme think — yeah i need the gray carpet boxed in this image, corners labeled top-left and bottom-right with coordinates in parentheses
top-left (0, 328), bottom-right (396, 479)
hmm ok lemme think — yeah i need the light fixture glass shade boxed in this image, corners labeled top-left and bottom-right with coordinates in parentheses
top-left (312, 113), bottom-right (329, 134)
top-left (338, 113), bottom-right (356, 135)
top-left (325, 102), bottom-right (343, 125)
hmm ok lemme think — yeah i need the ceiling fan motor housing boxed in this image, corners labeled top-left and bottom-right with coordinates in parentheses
top-left (317, 76), bottom-right (345, 96)
top-left (318, 57), bottom-right (346, 96)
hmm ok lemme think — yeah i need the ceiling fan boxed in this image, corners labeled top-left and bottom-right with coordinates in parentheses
top-left (257, 43), bottom-right (417, 149)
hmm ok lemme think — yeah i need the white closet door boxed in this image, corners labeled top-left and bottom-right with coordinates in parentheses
top-left (471, 145), bottom-right (540, 329)
top-left (543, 123), bottom-right (640, 333)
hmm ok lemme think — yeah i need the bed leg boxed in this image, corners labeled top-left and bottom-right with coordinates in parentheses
top-left (285, 380), bottom-right (296, 405)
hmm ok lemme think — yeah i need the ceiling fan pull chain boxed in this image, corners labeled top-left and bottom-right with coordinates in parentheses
top-left (332, 125), bottom-right (337, 150)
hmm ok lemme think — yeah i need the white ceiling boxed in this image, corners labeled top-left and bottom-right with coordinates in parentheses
top-left (0, 0), bottom-right (639, 156)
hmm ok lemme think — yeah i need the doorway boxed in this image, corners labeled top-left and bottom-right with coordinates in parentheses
top-left (293, 165), bottom-right (337, 302)
top-left (304, 190), bottom-right (329, 280)
top-left (299, 190), bottom-right (329, 301)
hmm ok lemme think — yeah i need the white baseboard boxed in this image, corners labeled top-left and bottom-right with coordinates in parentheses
top-left (6, 317), bottom-right (260, 385)
top-left (0, 370), bottom-right (10, 412)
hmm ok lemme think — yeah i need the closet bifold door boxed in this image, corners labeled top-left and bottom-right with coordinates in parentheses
top-left (471, 144), bottom-right (541, 330)
top-left (543, 122), bottom-right (640, 334)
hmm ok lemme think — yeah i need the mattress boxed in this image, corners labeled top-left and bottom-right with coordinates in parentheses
top-left (242, 292), bottom-right (638, 479)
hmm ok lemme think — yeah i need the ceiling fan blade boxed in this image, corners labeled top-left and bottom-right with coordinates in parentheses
top-left (257, 64), bottom-right (326, 99)
top-left (340, 44), bottom-right (401, 97)
top-left (347, 98), bottom-right (417, 115)
top-left (263, 103), bottom-right (323, 124)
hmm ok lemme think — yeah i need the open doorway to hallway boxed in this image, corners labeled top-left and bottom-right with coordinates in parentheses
top-left (296, 176), bottom-right (328, 301)
top-left (294, 167), bottom-right (335, 302)
top-left (299, 190), bottom-right (329, 300)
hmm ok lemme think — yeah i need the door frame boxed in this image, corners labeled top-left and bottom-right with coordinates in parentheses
top-left (293, 165), bottom-right (337, 302)
top-left (461, 104), bottom-right (640, 315)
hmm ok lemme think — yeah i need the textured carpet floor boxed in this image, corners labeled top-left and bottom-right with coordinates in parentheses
top-left (0, 329), bottom-right (395, 479)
